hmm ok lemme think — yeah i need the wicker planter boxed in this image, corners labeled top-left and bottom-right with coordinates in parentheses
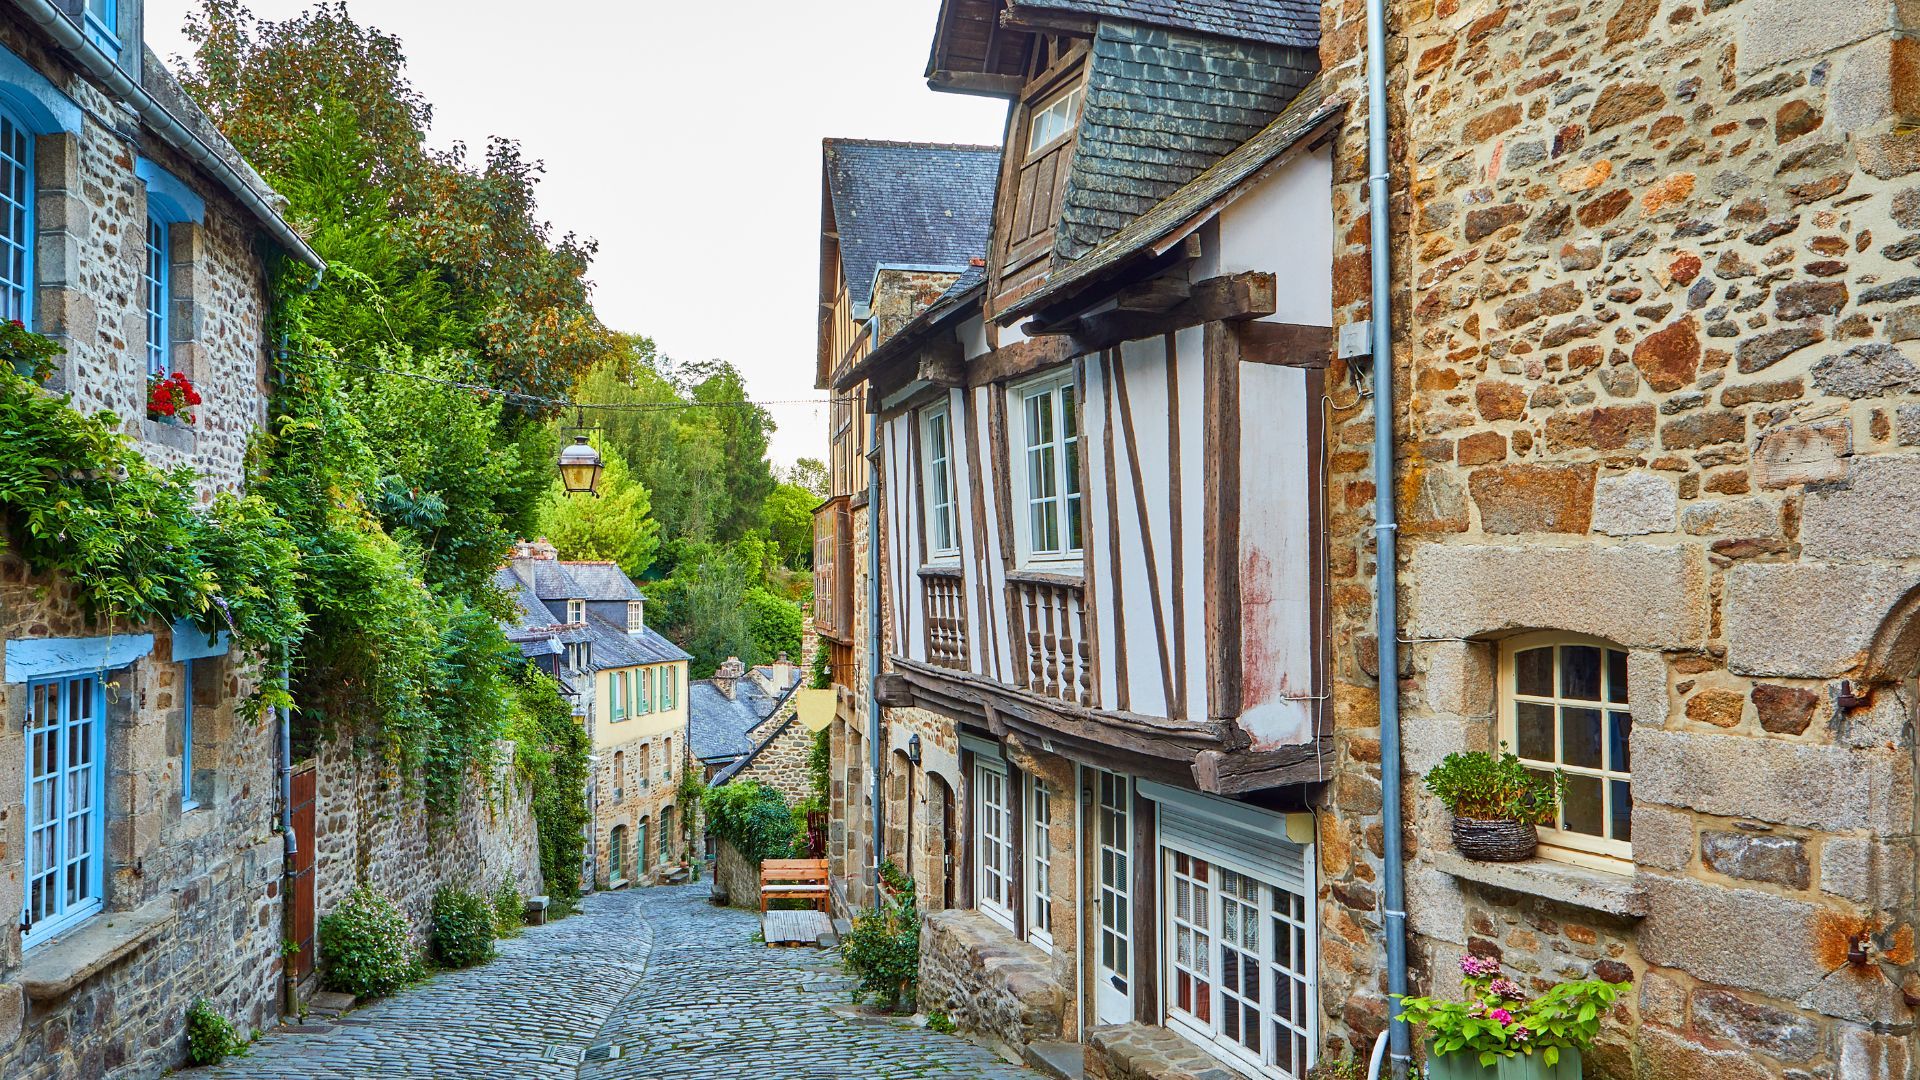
top-left (1426, 1044), bottom-right (1581, 1080)
top-left (1451, 817), bottom-right (1538, 862)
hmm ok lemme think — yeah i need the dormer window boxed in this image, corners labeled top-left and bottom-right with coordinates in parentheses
top-left (627, 601), bottom-right (643, 634)
top-left (84, 0), bottom-right (120, 59)
top-left (567, 599), bottom-right (584, 624)
top-left (1026, 85), bottom-right (1081, 157)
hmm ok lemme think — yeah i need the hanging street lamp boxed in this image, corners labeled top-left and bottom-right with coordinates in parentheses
top-left (558, 433), bottom-right (604, 497)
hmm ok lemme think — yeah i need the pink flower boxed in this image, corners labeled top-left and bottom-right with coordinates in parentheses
top-left (1512, 1026), bottom-right (1532, 1043)
top-left (1491, 1008), bottom-right (1515, 1025)
top-left (1459, 955), bottom-right (1500, 978)
top-left (1489, 978), bottom-right (1524, 999)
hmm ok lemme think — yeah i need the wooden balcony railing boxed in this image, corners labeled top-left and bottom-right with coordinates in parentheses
top-left (921, 567), bottom-right (968, 670)
top-left (1009, 573), bottom-right (1092, 707)
top-left (813, 497), bottom-right (853, 641)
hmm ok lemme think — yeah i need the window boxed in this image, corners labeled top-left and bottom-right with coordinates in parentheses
top-left (627, 601), bottom-right (643, 633)
top-left (1010, 372), bottom-right (1082, 565)
top-left (1163, 849), bottom-right (1315, 1079)
top-left (1027, 775), bottom-right (1054, 952)
top-left (1027, 85), bottom-right (1082, 156)
top-left (24, 675), bottom-right (105, 947)
top-left (0, 106), bottom-right (32, 328)
top-left (663, 736), bottom-right (673, 781)
top-left (973, 759), bottom-right (1014, 931)
top-left (661, 806), bottom-right (674, 862)
top-left (921, 404), bottom-right (958, 559)
top-left (609, 825), bottom-right (627, 884)
top-left (144, 212), bottom-right (169, 378)
top-left (663, 665), bottom-right (677, 710)
top-left (638, 817), bottom-right (652, 872)
top-left (1501, 634), bottom-right (1632, 863)
top-left (637, 666), bottom-right (651, 712)
top-left (567, 599), bottom-right (585, 624)
top-left (180, 660), bottom-right (196, 810)
top-left (639, 743), bottom-right (653, 787)
top-left (84, 0), bottom-right (119, 57)
top-left (611, 669), bottom-right (627, 721)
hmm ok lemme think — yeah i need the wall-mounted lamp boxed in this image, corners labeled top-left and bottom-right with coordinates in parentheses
top-left (906, 733), bottom-right (922, 766)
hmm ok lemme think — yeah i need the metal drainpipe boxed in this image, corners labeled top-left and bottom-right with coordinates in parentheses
top-left (866, 401), bottom-right (885, 912)
top-left (1364, 0), bottom-right (1411, 1071)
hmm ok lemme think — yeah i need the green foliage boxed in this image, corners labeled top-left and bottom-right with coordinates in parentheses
top-left (430, 884), bottom-right (497, 969)
top-left (701, 779), bottom-right (798, 865)
top-left (490, 881), bottom-right (524, 936)
top-left (844, 861), bottom-right (919, 1013)
top-left (650, 548), bottom-right (754, 675)
top-left (1397, 954), bottom-right (1626, 1067)
top-left (535, 442), bottom-right (660, 578)
top-left (185, 999), bottom-right (248, 1066)
top-left (809, 646), bottom-right (831, 690)
top-left (744, 587), bottom-right (803, 667)
top-left (1424, 748), bottom-right (1563, 823)
top-left (808, 725), bottom-right (831, 803)
top-left (762, 482), bottom-right (817, 571)
top-left (0, 319), bottom-right (62, 383)
top-left (508, 669), bottom-right (590, 903)
top-left (319, 887), bottom-right (417, 998)
top-left (0, 363), bottom-right (304, 701)
top-left (785, 458), bottom-right (828, 498)
top-left (925, 1013), bottom-right (955, 1034)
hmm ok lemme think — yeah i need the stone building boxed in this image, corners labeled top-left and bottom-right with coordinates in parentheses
top-left (496, 540), bottom-right (691, 890)
top-left (710, 656), bottom-right (813, 802)
top-left (0, 1), bottom-right (332, 1075)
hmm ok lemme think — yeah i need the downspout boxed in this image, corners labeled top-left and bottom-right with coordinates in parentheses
top-left (866, 403), bottom-right (885, 912)
top-left (1364, 0), bottom-right (1411, 1072)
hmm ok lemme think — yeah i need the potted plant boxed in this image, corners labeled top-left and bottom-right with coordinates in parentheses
top-left (147, 370), bottom-right (201, 424)
top-left (1424, 748), bottom-right (1562, 862)
top-left (0, 318), bottom-right (61, 383)
top-left (1398, 954), bottom-right (1626, 1079)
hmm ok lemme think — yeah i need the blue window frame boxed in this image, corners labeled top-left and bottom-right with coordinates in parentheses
top-left (23, 674), bottom-right (106, 948)
top-left (0, 105), bottom-right (32, 329)
top-left (145, 213), bottom-right (169, 377)
top-left (180, 660), bottom-right (196, 810)
top-left (84, 0), bottom-right (120, 59)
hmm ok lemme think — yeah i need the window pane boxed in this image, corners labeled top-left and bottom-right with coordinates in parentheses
top-left (1515, 647), bottom-right (1553, 697)
top-left (1610, 779), bottom-right (1633, 842)
top-left (1515, 701), bottom-right (1555, 761)
top-left (1607, 649), bottom-right (1629, 704)
top-left (1563, 774), bottom-right (1604, 835)
top-left (1561, 645), bottom-right (1602, 701)
top-left (1609, 711), bottom-right (1632, 773)
top-left (1561, 707), bottom-right (1603, 769)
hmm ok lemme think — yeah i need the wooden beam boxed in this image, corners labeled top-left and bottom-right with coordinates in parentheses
top-left (875, 673), bottom-right (915, 708)
top-left (1235, 320), bottom-right (1334, 368)
top-left (967, 333), bottom-right (1078, 387)
top-left (916, 336), bottom-right (966, 388)
top-left (1030, 272), bottom-right (1279, 355)
top-left (1192, 744), bottom-right (1331, 795)
top-left (927, 70), bottom-right (1025, 96)
top-left (1111, 273), bottom-right (1192, 313)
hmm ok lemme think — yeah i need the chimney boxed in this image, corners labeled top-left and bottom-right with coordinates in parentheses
top-left (713, 656), bottom-right (746, 701)
top-left (509, 537), bottom-right (560, 587)
top-left (770, 650), bottom-right (793, 691)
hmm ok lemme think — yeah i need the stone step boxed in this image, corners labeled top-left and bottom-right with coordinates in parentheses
top-left (306, 991), bottom-right (356, 1018)
top-left (1023, 1040), bottom-right (1085, 1080)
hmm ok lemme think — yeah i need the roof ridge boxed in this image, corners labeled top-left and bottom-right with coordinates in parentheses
top-left (825, 137), bottom-right (1002, 153)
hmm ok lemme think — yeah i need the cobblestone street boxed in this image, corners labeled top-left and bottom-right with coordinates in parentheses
top-left (194, 884), bottom-right (1040, 1080)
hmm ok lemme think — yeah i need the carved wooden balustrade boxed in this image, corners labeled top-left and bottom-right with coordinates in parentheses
top-left (921, 568), bottom-right (969, 670)
top-left (1009, 573), bottom-right (1092, 706)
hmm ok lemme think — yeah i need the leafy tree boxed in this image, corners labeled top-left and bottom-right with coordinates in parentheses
top-left (763, 482), bottom-right (817, 572)
top-left (785, 458), bottom-right (829, 497)
top-left (743, 587), bottom-right (803, 667)
top-left (534, 443), bottom-right (660, 579)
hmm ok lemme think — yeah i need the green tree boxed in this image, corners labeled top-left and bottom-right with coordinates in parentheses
top-left (743, 587), bottom-right (803, 666)
top-left (763, 482), bottom-right (817, 572)
top-left (535, 443), bottom-right (660, 579)
top-left (785, 458), bottom-right (829, 498)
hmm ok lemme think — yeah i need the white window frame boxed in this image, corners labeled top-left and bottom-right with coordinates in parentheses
top-left (1161, 844), bottom-right (1318, 1079)
top-left (1026, 774), bottom-right (1054, 953)
top-left (180, 660), bottom-right (197, 810)
top-left (637, 666), bottom-right (651, 713)
top-left (23, 674), bottom-right (106, 949)
top-left (1027, 84), bottom-right (1083, 156)
top-left (567, 599), bottom-right (585, 624)
top-left (610, 668), bottom-right (627, 721)
top-left (973, 758), bottom-right (1015, 932)
top-left (1007, 370), bottom-right (1083, 569)
top-left (627, 601), bottom-right (643, 633)
top-left (920, 402), bottom-right (959, 560)
top-left (1498, 631), bottom-right (1633, 867)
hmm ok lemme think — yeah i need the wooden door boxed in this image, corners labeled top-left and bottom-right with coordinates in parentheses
top-left (289, 763), bottom-right (317, 983)
top-left (940, 779), bottom-right (956, 909)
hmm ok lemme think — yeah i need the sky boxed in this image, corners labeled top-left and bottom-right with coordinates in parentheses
top-left (144, 0), bottom-right (1009, 468)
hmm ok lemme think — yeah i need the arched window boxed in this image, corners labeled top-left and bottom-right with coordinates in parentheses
top-left (638, 743), bottom-right (653, 787)
top-left (1500, 632), bottom-right (1633, 863)
top-left (612, 751), bottom-right (625, 803)
top-left (609, 824), bottom-right (628, 885)
top-left (663, 736), bottom-right (673, 780)
top-left (638, 816), bottom-right (652, 873)
top-left (0, 104), bottom-right (33, 327)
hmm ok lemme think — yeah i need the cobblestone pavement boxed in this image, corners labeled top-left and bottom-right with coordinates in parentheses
top-left (195, 884), bottom-right (1041, 1080)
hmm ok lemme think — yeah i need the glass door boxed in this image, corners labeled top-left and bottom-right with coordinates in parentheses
top-left (1094, 770), bottom-right (1132, 1024)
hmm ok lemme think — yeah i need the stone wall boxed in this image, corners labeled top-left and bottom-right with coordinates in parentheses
top-left (715, 838), bottom-right (760, 910)
top-left (918, 909), bottom-right (1066, 1049)
top-left (592, 725), bottom-right (687, 888)
top-left (1316, 0), bottom-right (1920, 1075)
top-left (830, 499), bottom-right (877, 911)
top-left (736, 705), bottom-right (813, 804)
top-left (312, 733), bottom-right (543, 949)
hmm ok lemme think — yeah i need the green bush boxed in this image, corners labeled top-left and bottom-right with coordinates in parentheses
top-left (925, 1012), bottom-right (955, 1034)
top-left (319, 887), bottom-right (416, 998)
top-left (184, 999), bottom-right (247, 1066)
top-left (1424, 747), bottom-right (1563, 823)
top-left (490, 881), bottom-right (524, 936)
top-left (430, 885), bottom-right (497, 969)
top-left (702, 779), bottom-right (798, 864)
top-left (843, 861), bottom-right (919, 1013)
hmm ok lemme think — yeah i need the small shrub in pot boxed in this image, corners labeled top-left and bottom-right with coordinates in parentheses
top-left (1398, 953), bottom-right (1625, 1078)
top-left (1423, 748), bottom-right (1562, 862)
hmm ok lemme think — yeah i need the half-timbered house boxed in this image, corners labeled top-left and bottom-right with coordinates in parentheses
top-left (832, 3), bottom-right (1339, 1076)
top-left (811, 138), bottom-right (999, 911)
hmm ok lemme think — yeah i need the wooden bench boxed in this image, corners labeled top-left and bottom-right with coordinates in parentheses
top-left (758, 858), bottom-right (830, 914)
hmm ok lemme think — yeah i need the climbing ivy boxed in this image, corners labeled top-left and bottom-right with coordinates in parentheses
top-left (508, 668), bottom-right (589, 903)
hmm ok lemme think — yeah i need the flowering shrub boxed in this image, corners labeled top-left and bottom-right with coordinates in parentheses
top-left (1396, 954), bottom-right (1626, 1068)
top-left (0, 319), bottom-right (60, 382)
top-left (147, 370), bottom-right (202, 423)
top-left (430, 884), bottom-right (496, 968)
top-left (318, 887), bottom-right (417, 998)
top-left (184, 999), bottom-right (247, 1065)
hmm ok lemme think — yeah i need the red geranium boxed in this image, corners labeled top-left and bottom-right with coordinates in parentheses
top-left (147, 371), bottom-right (201, 424)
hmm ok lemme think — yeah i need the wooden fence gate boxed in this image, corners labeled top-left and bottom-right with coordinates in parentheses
top-left (289, 763), bottom-right (317, 985)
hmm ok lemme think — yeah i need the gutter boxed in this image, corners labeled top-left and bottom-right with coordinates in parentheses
top-left (866, 399), bottom-right (885, 912)
top-left (13, 0), bottom-right (325, 270)
top-left (1363, 0), bottom-right (1411, 1070)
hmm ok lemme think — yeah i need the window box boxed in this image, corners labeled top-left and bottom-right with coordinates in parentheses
top-left (1426, 1044), bottom-right (1581, 1080)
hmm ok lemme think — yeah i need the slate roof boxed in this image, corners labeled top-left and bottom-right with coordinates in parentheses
top-left (1056, 22), bottom-right (1317, 262)
top-left (833, 264), bottom-right (987, 392)
top-left (559, 562), bottom-right (646, 603)
top-left (493, 566), bottom-right (689, 676)
top-left (710, 713), bottom-right (799, 787)
top-left (1004, 79), bottom-right (1339, 322)
top-left (1013, 0), bottom-right (1320, 50)
top-left (824, 140), bottom-right (1001, 308)
top-left (687, 671), bottom-right (801, 765)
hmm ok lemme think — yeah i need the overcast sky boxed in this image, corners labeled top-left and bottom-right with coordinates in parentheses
top-left (144, 0), bottom-right (1008, 468)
